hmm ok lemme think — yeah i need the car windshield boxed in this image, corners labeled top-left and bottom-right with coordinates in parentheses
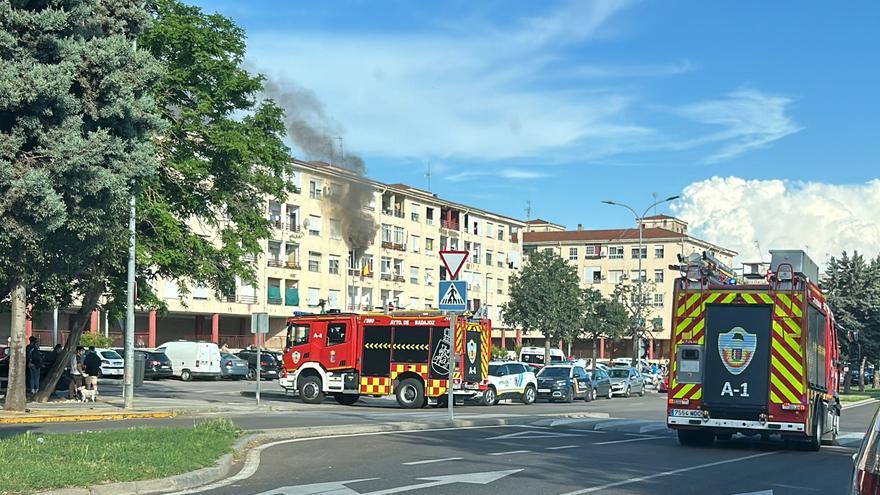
top-left (222, 353), bottom-right (237, 360)
top-left (488, 364), bottom-right (501, 375)
top-left (537, 367), bottom-right (570, 379)
top-left (609, 369), bottom-right (630, 378)
top-left (101, 350), bottom-right (122, 360)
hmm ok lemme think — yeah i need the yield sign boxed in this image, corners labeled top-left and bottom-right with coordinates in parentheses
top-left (439, 250), bottom-right (469, 279)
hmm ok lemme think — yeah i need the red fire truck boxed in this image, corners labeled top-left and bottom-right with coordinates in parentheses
top-left (667, 250), bottom-right (841, 450)
top-left (279, 311), bottom-right (492, 408)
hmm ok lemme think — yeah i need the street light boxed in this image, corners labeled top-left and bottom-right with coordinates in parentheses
top-left (602, 195), bottom-right (680, 365)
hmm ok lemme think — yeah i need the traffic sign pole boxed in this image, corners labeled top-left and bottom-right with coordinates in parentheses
top-left (448, 312), bottom-right (455, 421)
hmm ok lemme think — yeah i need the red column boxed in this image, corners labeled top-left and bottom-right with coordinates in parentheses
top-left (89, 310), bottom-right (99, 333)
top-left (648, 338), bottom-right (654, 360)
top-left (500, 328), bottom-right (506, 350)
top-left (515, 328), bottom-right (522, 346)
top-left (211, 313), bottom-right (219, 345)
top-left (558, 339), bottom-right (563, 351)
top-left (599, 337), bottom-right (605, 359)
top-left (148, 309), bottom-right (157, 348)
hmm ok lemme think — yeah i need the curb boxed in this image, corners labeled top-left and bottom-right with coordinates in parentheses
top-left (34, 412), bottom-right (601, 495)
top-left (0, 411), bottom-right (176, 425)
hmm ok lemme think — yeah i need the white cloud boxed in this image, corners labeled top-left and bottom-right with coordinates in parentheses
top-left (446, 168), bottom-right (549, 182)
top-left (672, 177), bottom-right (880, 268)
top-left (675, 89), bottom-right (803, 163)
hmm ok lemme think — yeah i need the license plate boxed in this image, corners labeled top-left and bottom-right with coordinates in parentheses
top-left (670, 408), bottom-right (702, 418)
top-left (538, 388), bottom-right (550, 393)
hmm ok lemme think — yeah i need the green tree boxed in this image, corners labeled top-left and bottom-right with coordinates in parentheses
top-left (35, 0), bottom-right (293, 402)
top-left (611, 278), bottom-right (658, 365)
top-left (0, 0), bottom-right (163, 410)
top-left (824, 251), bottom-right (880, 391)
top-left (502, 250), bottom-right (581, 365)
top-left (579, 288), bottom-right (628, 370)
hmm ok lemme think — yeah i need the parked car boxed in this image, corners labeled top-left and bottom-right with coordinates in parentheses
top-left (851, 364), bottom-right (875, 386)
top-left (484, 361), bottom-right (538, 405)
top-left (93, 348), bottom-right (124, 378)
top-left (156, 341), bottom-right (222, 381)
top-left (851, 399), bottom-right (880, 493)
top-left (608, 367), bottom-right (646, 397)
top-left (135, 349), bottom-right (173, 380)
top-left (520, 346), bottom-right (566, 370)
top-left (535, 365), bottom-right (593, 402)
top-left (235, 350), bottom-right (279, 381)
top-left (585, 367), bottom-right (613, 400)
top-left (220, 353), bottom-right (249, 380)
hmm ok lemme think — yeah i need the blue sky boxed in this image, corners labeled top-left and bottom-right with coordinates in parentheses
top-left (192, 0), bottom-right (879, 263)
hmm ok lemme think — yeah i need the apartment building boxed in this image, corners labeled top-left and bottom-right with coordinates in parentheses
top-left (519, 215), bottom-right (736, 360)
top-left (8, 160), bottom-right (525, 350)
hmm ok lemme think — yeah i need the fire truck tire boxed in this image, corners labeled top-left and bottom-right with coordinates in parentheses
top-left (521, 385), bottom-right (536, 404)
top-left (804, 408), bottom-right (823, 452)
top-left (482, 386), bottom-right (497, 406)
top-left (395, 378), bottom-right (425, 409)
top-left (677, 429), bottom-right (714, 447)
top-left (823, 411), bottom-right (839, 446)
top-left (298, 376), bottom-right (324, 404)
top-left (333, 393), bottom-right (359, 406)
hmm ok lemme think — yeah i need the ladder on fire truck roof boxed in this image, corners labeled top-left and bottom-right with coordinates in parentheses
top-left (677, 251), bottom-right (737, 287)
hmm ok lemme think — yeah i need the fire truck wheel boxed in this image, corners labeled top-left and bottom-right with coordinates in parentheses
top-left (804, 408), bottom-right (823, 452)
top-left (482, 386), bottom-right (497, 406)
top-left (298, 376), bottom-right (324, 404)
top-left (395, 378), bottom-right (425, 409)
top-left (521, 385), bottom-right (536, 404)
top-left (333, 393), bottom-right (359, 406)
top-left (677, 429), bottom-right (714, 447)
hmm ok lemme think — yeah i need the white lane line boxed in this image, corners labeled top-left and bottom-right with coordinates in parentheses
top-left (843, 399), bottom-right (879, 410)
top-left (403, 457), bottom-right (463, 466)
top-left (558, 451), bottom-right (778, 495)
top-left (593, 436), bottom-right (667, 446)
top-left (546, 445), bottom-right (579, 450)
top-left (488, 450), bottom-right (532, 456)
top-left (162, 424), bottom-right (522, 494)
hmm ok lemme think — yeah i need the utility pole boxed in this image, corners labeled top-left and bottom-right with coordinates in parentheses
top-left (123, 182), bottom-right (136, 409)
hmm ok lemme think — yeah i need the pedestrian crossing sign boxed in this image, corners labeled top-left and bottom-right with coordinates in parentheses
top-left (438, 280), bottom-right (467, 311)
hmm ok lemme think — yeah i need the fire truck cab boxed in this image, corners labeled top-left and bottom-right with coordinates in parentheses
top-left (667, 250), bottom-right (841, 450)
top-left (279, 311), bottom-right (492, 408)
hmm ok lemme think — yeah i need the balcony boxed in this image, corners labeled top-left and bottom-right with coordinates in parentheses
top-left (269, 219), bottom-right (283, 229)
top-left (241, 254), bottom-right (256, 263)
top-left (380, 273), bottom-right (392, 281)
top-left (285, 223), bottom-right (301, 233)
top-left (285, 261), bottom-right (301, 270)
top-left (226, 294), bottom-right (257, 304)
top-left (393, 210), bottom-right (405, 219)
top-left (393, 243), bottom-right (406, 252)
top-left (267, 259), bottom-right (284, 268)
top-left (381, 241), bottom-right (394, 250)
top-left (349, 268), bottom-right (374, 278)
top-left (393, 275), bottom-right (405, 283)
top-left (291, 185), bottom-right (302, 194)
top-left (268, 296), bottom-right (283, 305)
top-left (440, 220), bottom-right (459, 231)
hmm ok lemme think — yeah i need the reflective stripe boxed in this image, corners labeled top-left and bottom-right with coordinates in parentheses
top-left (771, 339), bottom-right (804, 376)
top-left (674, 383), bottom-right (694, 399)
top-left (770, 373), bottom-right (799, 403)
top-left (741, 293), bottom-right (757, 305)
top-left (771, 354), bottom-right (803, 393)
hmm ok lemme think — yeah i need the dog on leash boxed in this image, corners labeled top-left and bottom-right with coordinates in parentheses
top-left (77, 386), bottom-right (97, 403)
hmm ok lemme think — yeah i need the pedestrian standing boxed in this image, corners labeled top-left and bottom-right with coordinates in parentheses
top-left (25, 336), bottom-right (43, 395)
top-left (83, 346), bottom-right (102, 394)
top-left (220, 342), bottom-right (230, 354)
top-left (68, 347), bottom-right (85, 399)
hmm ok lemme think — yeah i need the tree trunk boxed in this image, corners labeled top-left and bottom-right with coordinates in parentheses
top-left (874, 366), bottom-right (879, 389)
top-left (859, 356), bottom-right (866, 393)
top-left (544, 337), bottom-right (552, 367)
top-left (34, 283), bottom-right (103, 403)
top-left (4, 284), bottom-right (27, 411)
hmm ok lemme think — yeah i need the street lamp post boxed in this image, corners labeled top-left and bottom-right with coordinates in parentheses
top-left (602, 195), bottom-right (680, 365)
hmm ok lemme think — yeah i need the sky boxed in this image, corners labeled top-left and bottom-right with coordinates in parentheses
top-left (192, 0), bottom-right (879, 265)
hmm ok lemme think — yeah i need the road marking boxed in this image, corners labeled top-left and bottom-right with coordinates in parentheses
top-left (488, 450), bottom-right (532, 456)
top-left (546, 445), bottom-right (579, 450)
top-left (163, 424), bottom-right (523, 494)
top-left (731, 490), bottom-right (773, 495)
top-left (593, 436), bottom-right (667, 446)
top-left (251, 469), bottom-right (522, 495)
top-left (843, 399), bottom-right (879, 410)
top-left (486, 430), bottom-right (581, 441)
top-left (593, 419), bottom-right (644, 431)
top-left (403, 457), bottom-right (463, 466)
top-left (558, 451), bottom-right (778, 494)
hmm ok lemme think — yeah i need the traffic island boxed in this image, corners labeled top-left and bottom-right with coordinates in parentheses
top-left (2, 419), bottom-right (239, 495)
top-left (0, 409), bottom-right (176, 425)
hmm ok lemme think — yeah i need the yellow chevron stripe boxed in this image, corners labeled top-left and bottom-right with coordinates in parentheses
top-left (771, 374), bottom-right (799, 403)
top-left (690, 388), bottom-right (701, 400)
top-left (674, 383), bottom-right (694, 399)
top-left (740, 293), bottom-right (756, 304)
top-left (773, 320), bottom-right (804, 357)
top-left (705, 293), bottom-right (722, 304)
top-left (690, 318), bottom-right (705, 342)
top-left (678, 294), bottom-right (701, 317)
top-left (770, 390), bottom-right (782, 403)
top-left (675, 317), bottom-right (693, 335)
top-left (722, 293), bottom-right (737, 303)
top-left (771, 354), bottom-right (803, 393)
top-left (782, 317), bottom-right (803, 339)
top-left (687, 303), bottom-right (703, 319)
top-left (758, 293), bottom-right (773, 304)
top-left (772, 339), bottom-right (804, 376)
top-left (778, 293), bottom-right (803, 318)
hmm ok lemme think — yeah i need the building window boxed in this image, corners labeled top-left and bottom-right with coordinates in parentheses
top-left (309, 180), bottom-right (322, 200)
top-left (164, 280), bottom-right (179, 300)
top-left (411, 203), bottom-right (420, 222)
top-left (409, 297), bottom-right (419, 310)
top-left (631, 246), bottom-right (647, 259)
top-left (410, 266), bottom-right (419, 284)
top-left (328, 290), bottom-right (340, 311)
top-left (654, 269), bottom-right (665, 283)
top-left (381, 224), bottom-right (392, 243)
top-left (486, 275), bottom-right (493, 292)
top-left (426, 207), bottom-right (434, 225)
top-left (486, 250), bottom-right (493, 266)
top-left (585, 266), bottom-right (601, 285)
top-left (653, 293), bottom-right (664, 308)
top-left (497, 227), bottom-right (504, 241)
top-left (486, 222), bottom-right (493, 238)
top-left (307, 215), bottom-right (321, 236)
top-left (569, 247), bottom-right (578, 261)
top-left (329, 255), bottom-right (340, 274)
top-left (380, 257), bottom-right (392, 279)
top-left (630, 270), bottom-right (646, 282)
top-left (472, 219), bottom-right (480, 235)
top-left (393, 226), bottom-right (405, 245)
top-left (329, 219), bottom-right (341, 239)
top-left (410, 235), bottom-right (420, 253)
top-left (425, 268), bottom-right (435, 286)
top-left (473, 243), bottom-right (481, 261)
top-left (393, 259), bottom-right (403, 279)
top-left (425, 238), bottom-right (434, 254)
top-left (609, 246), bottom-right (624, 259)
top-left (584, 244), bottom-right (598, 257)
top-left (608, 270), bottom-right (624, 284)
top-left (496, 277), bottom-right (503, 295)
top-left (655, 245), bottom-right (665, 259)
top-left (307, 287), bottom-right (319, 306)
top-left (308, 252), bottom-right (321, 272)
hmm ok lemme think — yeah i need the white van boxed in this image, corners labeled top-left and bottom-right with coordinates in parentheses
top-left (519, 346), bottom-right (566, 367)
top-left (155, 341), bottom-right (221, 381)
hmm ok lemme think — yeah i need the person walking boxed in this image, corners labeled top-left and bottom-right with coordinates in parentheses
top-left (68, 347), bottom-right (85, 399)
top-left (83, 346), bottom-right (103, 394)
top-left (25, 336), bottom-right (43, 395)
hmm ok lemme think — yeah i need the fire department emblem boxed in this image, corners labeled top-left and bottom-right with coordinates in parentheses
top-left (292, 351), bottom-right (301, 365)
top-left (467, 338), bottom-right (477, 364)
top-left (718, 327), bottom-right (757, 375)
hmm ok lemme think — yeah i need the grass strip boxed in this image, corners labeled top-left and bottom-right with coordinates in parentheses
top-left (840, 388), bottom-right (880, 402)
top-left (0, 418), bottom-right (239, 494)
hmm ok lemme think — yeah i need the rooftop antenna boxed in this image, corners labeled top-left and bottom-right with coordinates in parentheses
top-left (525, 200), bottom-right (532, 229)
top-left (652, 192), bottom-right (658, 215)
top-left (425, 163), bottom-right (431, 191)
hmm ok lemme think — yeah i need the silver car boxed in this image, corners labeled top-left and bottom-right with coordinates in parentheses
top-left (608, 367), bottom-right (646, 397)
top-left (220, 353), bottom-right (248, 380)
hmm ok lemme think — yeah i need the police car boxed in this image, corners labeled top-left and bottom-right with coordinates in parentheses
top-left (482, 361), bottom-right (538, 405)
